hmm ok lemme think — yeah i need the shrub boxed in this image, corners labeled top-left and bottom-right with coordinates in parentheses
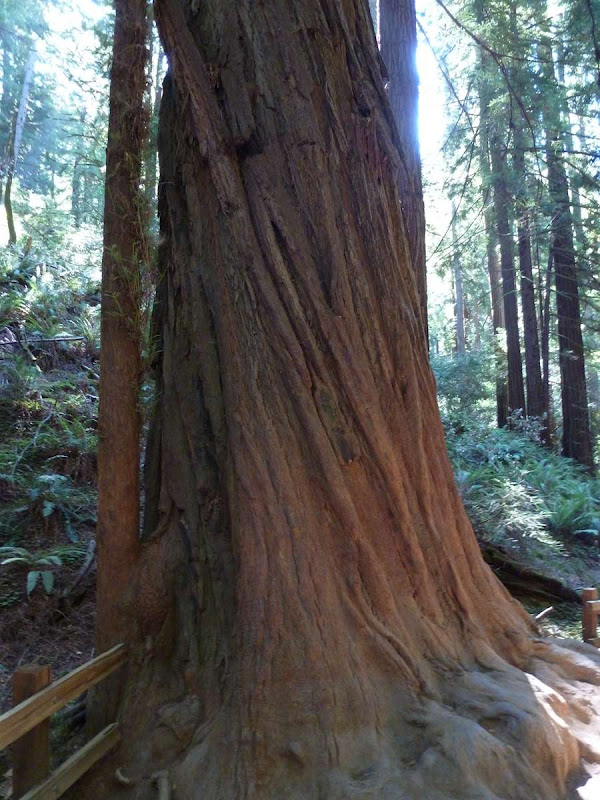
top-left (445, 416), bottom-right (600, 548)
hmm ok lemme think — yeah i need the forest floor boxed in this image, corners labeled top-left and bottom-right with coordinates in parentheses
top-left (0, 578), bottom-right (93, 798)
top-left (0, 541), bottom-right (96, 714)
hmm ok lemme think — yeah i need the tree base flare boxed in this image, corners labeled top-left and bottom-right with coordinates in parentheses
top-left (75, 637), bottom-right (600, 800)
top-left (167, 643), bottom-right (599, 800)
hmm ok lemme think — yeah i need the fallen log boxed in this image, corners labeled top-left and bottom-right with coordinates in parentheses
top-left (479, 540), bottom-right (581, 603)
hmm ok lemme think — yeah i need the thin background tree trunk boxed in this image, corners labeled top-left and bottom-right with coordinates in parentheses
top-left (91, 0), bottom-right (147, 728)
top-left (513, 134), bottom-right (545, 421)
top-left (0, 36), bottom-right (13, 203)
top-left (380, 0), bottom-right (427, 335)
top-left (144, 1), bottom-right (160, 212)
top-left (490, 129), bottom-right (526, 418)
top-left (540, 244), bottom-right (554, 444)
top-left (478, 54), bottom-right (508, 427)
top-left (451, 202), bottom-right (466, 354)
top-left (4, 48), bottom-right (35, 245)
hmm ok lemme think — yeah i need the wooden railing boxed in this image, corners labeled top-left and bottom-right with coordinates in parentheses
top-left (582, 587), bottom-right (600, 647)
top-left (0, 644), bottom-right (126, 799)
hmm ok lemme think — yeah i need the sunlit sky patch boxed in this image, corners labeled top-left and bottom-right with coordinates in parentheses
top-left (46, 0), bottom-right (447, 163)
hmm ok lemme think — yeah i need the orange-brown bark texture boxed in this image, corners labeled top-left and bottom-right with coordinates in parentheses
top-left (94, 0), bottom-right (146, 714)
top-left (87, 1), bottom-right (600, 797)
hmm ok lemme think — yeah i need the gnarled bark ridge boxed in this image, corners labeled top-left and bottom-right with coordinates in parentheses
top-left (102, 2), bottom-right (600, 798)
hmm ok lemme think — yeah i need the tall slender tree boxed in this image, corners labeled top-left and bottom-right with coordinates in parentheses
top-left (540, 244), bottom-right (554, 441)
top-left (4, 48), bottom-right (35, 244)
top-left (0, 0), bottom-right (48, 234)
top-left (513, 129), bottom-right (545, 421)
top-left (476, 33), bottom-right (509, 427)
top-left (380, 0), bottom-right (427, 330)
top-left (489, 124), bottom-right (526, 417)
top-left (539, 38), bottom-right (594, 469)
top-left (143, 1), bottom-right (161, 213)
top-left (92, 0), bottom-right (148, 726)
top-left (451, 201), bottom-right (466, 354)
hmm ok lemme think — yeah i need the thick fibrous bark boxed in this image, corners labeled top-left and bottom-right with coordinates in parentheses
top-left (93, 2), bottom-right (600, 798)
top-left (547, 138), bottom-right (593, 469)
top-left (380, 0), bottom-right (427, 333)
top-left (94, 0), bottom-right (147, 720)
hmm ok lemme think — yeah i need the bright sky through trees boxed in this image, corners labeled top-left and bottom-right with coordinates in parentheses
top-left (49, 3), bottom-right (446, 163)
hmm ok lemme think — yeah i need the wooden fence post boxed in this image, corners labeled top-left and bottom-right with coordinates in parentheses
top-left (12, 665), bottom-right (51, 798)
top-left (582, 587), bottom-right (598, 642)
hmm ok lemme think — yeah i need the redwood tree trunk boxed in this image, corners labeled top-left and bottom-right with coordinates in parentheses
top-left (547, 136), bottom-right (593, 469)
top-left (92, 2), bottom-right (600, 797)
top-left (93, 0), bottom-right (147, 724)
top-left (490, 130), bottom-right (526, 419)
top-left (513, 138), bottom-right (545, 422)
top-left (380, 0), bottom-right (427, 333)
top-left (539, 41), bottom-right (594, 470)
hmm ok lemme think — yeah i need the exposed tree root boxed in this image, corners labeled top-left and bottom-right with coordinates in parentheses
top-left (74, 636), bottom-right (600, 800)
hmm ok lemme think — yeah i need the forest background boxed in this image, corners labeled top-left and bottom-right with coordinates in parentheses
top-left (0, 0), bottom-right (600, 753)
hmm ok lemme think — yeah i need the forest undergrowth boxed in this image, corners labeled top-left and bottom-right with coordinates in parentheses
top-left (435, 352), bottom-right (600, 638)
top-left (0, 233), bottom-right (100, 791)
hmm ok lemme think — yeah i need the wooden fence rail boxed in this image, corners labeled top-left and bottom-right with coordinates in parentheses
top-left (19, 724), bottom-right (120, 800)
top-left (0, 644), bottom-right (126, 799)
top-left (582, 587), bottom-right (600, 646)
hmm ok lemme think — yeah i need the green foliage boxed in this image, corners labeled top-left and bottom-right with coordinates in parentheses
top-left (424, 0), bottom-right (600, 480)
top-left (0, 543), bottom-right (84, 596)
top-left (433, 339), bottom-right (600, 557)
top-left (446, 416), bottom-right (600, 550)
top-left (0, 224), bottom-right (100, 586)
top-left (0, 235), bottom-right (101, 364)
top-left (0, 359), bottom-right (98, 544)
top-left (28, 473), bottom-right (95, 541)
top-left (432, 350), bottom-right (495, 419)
